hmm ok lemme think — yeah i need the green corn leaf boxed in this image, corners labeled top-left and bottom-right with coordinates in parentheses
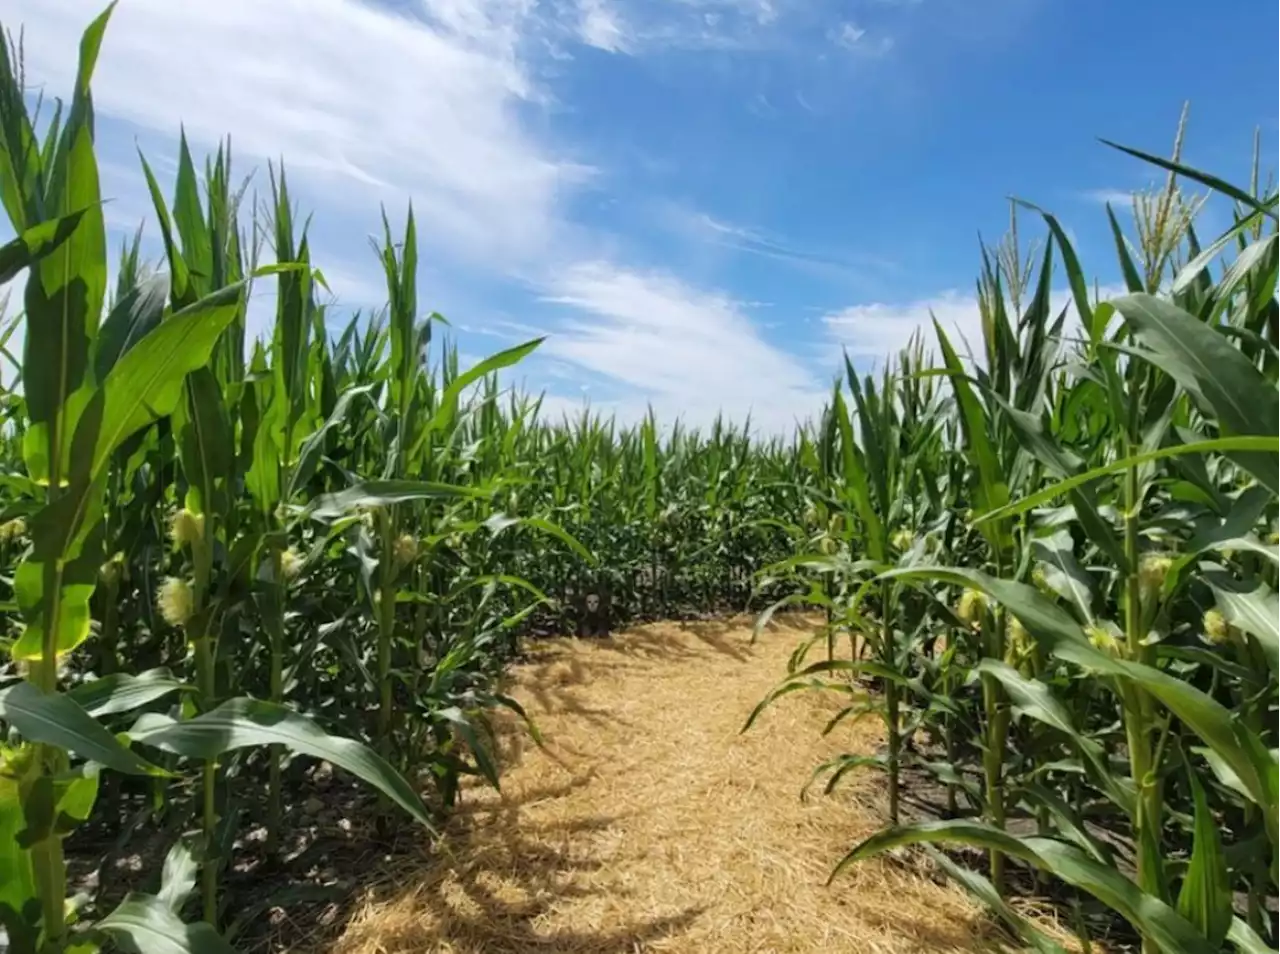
top-left (21, 63), bottom-right (108, 484)
top-left (0, 765), bottom-right (39, 952)
top-left (436, 706), bottom-right (500, 790)
top-left (128, 697), bottom-right (435, 830)
top-left (1099, 140), bottom-right (1278, 219)
top-left (0, 208), bottom-right (89, 285)
top-left (70, 281), bottom-right (244, 492)
top-left (156, 837), bottom-right (199, 914)
top-left (1016, 201), bottom-right (1093, 332)
top-left (1016, 782), bottom-right (1114, 865)
top-left (990, 395), bottom-right (1082, 480)
top-left (882, 564), bottom-right (1278, 843)
top-left (1031, 529), bottom-right (1097, 624)
top-left (802, 753), bottom-right (885, 799)
top-left (837, 820), bottom-right (1218, 954)
top-left (92, 273), bottom-right (168, 382)
top-left (976, 436), bottom-right (1279, 524)
top-left (1105, 202), bottom-right (1145, 294)
top-left (173, 366), bottom-right (233, 516)
top-left (1173, 206), bottom-right (1273, 294)
top-left (287, 383), bottom-right (376, 499)
top-left (67, 668), bottom-right (191, 718)
top-left (310, 479), bottom-right (484, 518)
top-left (1110, 294), bottom-right (1279, 493)
top-left (137, 150), bottom-right (193, 307)
top-left (877, 566), bottom-right (1086, 650)
top-left (1051, 642), bottom-right (1278, 846)
top-left (517, 516), bottom-right (597, 566)
top-left (1204, 573), bottom-right (1278, 671)
top-left (1067, 486), bottom-right (1130, 573)
top-left (924, 846), bottom-right (1070, 954)
top-left (170, 131), bottom-right (213, 297)
top-left (94, 892), bottom-right (236, 954)
top-left (0, 681), bottom-right (166, 776)
top-left (932, 321), bottom-right (1012, 555)
top-left (976, 659), bottom-right (1133, 815)
top-left (426, 337), bottom-right (544, 438)
top-left (1227, 916), bottom-right (1275, 954)
top-left (11, 280), bottom-right (245, 658)
top-left (831, 388), bottom-right (884, 562)
top-left (1176, 762), bottom-right (1233, 947)
top-left (743, 659), bottom-right (907, 733)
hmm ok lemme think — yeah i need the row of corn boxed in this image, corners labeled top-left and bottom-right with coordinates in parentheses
top-left (747, 115), bottom-right (1278, 952)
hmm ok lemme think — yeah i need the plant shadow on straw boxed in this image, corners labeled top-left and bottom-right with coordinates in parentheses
top-left (298, 782), bottom-right (706, 954)
top-left (520, 616), bottom-right (769, 729)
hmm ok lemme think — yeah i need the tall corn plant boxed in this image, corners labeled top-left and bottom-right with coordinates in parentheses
top-left (805, 143), bottom-right (1278, 953)
top-left (0, 7), bottom-right (438, 947)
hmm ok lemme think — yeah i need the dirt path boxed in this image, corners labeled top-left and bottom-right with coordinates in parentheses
top-left (326, 616), bottom-right (1036, 953)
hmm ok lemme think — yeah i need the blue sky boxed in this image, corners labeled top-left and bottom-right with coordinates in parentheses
top-left (5, 0), bottom-right (1278, 432)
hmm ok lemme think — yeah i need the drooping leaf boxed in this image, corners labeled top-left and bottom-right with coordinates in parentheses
top-left (67, 669), bottom-right (191, 718)
top-left (837, 820), bottom-right (1218, 954)
top-left (0, 208), bottom-right (89, 285)
top-left (0, 681), bottom-right (166, 776)
top-left (310, 479), bottom-right (484, 518)
top-left (94, 893), bottom-right (236, 954)
top-left (128, 698), bottom-right (435, 830)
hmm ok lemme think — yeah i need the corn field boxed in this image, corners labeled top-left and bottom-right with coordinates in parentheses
top-left (0, 7), bottom-right (809, 951)
top-left (1, 6), bottom-right (1277, 954)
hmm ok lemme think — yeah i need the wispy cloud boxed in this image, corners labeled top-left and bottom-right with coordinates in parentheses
top-left (830, 21), bottom-right (867, 47)
top-left (827, 20), bottom-right (894, 54)
top-left (1082, 188), bottom-right (1139, 208)
top-left (659, 207), bottom-right (896, 286)
top-left (539, 261), bottom-right (825, 432)
top-left (10, 0), bottom-right (592, 269)
top-left (575, 0), bottom-right (631, 52)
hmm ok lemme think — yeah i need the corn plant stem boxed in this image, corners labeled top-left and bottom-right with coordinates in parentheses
top-left (266, 546), bottom-right (285, 858)
top-left (32, 453), bottom-right (69, 948)
top-left (981, 600), bottom-right (1010, 894)
top-left (979, 670), bottom-right (1004, 892)
top-left (944, 657), bottom-right (957, 816)
top-left (1244, 803), bottom-right (1266, 934)
top-left (195, 632), bottom-right (219, 926)
top-left (99, 576), bottom-right (120, 675)
top-left (881, 580), bottom-right (901, 825)
top-left (1121, 435), bottom-right (1162, 954)
top-left (376, 508), bottom-right (398, 756)
top-left (32, 658), bottom-right (70, 951)
top-left (825, 576), bottom-right (834, 663)
top-left (190, 529), bottom-right (219, 927)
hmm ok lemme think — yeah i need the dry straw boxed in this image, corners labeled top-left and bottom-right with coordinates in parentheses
top-left (315, 617), bottom-right (1074, 954)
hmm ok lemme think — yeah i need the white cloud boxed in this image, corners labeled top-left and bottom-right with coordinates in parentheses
top-left (576, 0), bottom-right (630, 51)
top-left (825, 290), bottom-right (982, 363)
top-left (539, 261), bottom-right (826, 433)
top-left (9, 0), bottom-right (591, 267)
top-left (1082, 188), bottom-right (1138, 208)
top-left (823, 284), bottom-right (1129, 369)
top-left (830, 21), bottom-right (867, 46)
top-left (827, 20), bottom-right (893, 54)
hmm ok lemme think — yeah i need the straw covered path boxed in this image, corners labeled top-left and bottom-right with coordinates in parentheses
top-left (326, 615), bottom-right (1036, 953)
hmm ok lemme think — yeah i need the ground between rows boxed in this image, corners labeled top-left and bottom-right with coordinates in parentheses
top-left (295, 614), bottom-right (1078, 953)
